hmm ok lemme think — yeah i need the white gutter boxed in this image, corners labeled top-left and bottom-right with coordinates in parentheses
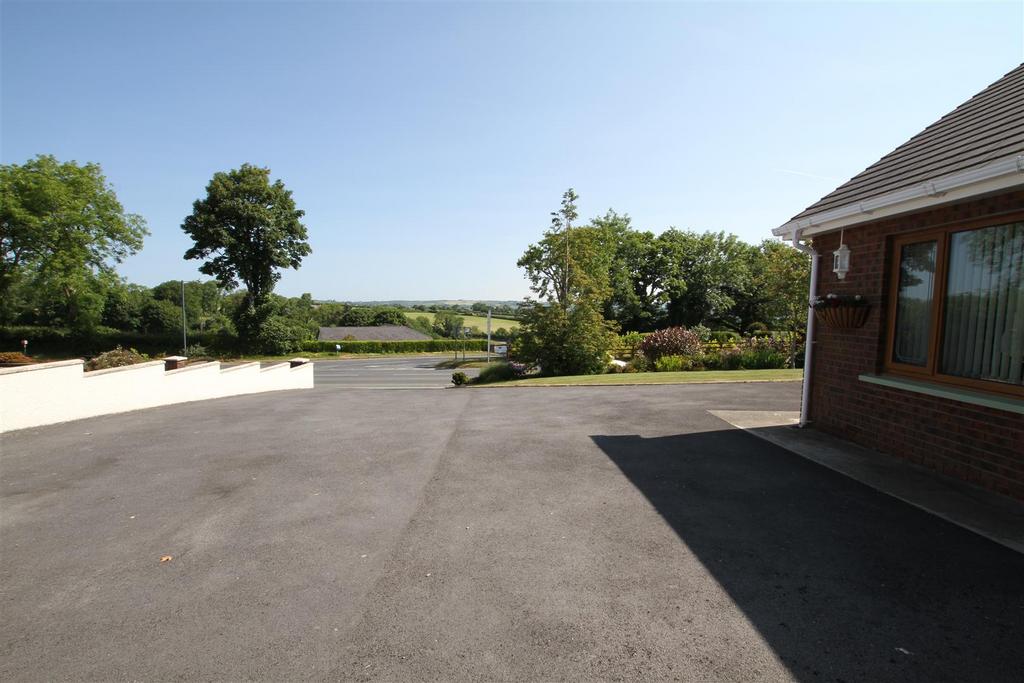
top-left (774, 153), bottom-right (1024, 240)
top-left (791, 230), bottom-right (818, 428)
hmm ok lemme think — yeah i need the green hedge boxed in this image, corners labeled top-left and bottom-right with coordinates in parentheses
top-left (1, 325), bottom-right (222, 357)
top-left (302, 339), bottom-right (488, 354)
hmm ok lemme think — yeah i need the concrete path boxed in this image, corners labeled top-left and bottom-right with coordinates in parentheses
top-left (713, 410), bottom-right (1024, 553)
top-left (2, 383), bottom-right (1022, 681)
top-left (313, 355), bottom-right (478, 389)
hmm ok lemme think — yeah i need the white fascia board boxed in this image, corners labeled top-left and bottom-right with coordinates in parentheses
top-left (773, 153), bottom-right (1024, 240)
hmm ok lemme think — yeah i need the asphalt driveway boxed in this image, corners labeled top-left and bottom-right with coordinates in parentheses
top-left (1, 382), bottom-right (1022, 681)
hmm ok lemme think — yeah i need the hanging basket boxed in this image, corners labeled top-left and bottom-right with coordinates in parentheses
top-left (815, 304), bottom-right (870, 329)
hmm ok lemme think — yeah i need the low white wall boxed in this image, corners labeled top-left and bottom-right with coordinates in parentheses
top-left (0, 359), bottom-right (314, 433)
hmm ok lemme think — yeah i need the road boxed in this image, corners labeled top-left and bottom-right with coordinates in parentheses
top-left (313, 355), bottom-right (480, 389)
top-left (2, 382), bottom-right (1023, 681)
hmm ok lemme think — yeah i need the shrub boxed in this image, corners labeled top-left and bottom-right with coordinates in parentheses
top-left (653, 355), bottom-right (692, 372)
top-left (746, 322), bottom-right (770, 337)
top-left (513, 302), bottom-right (617, 377)
top-left (451, 371), bottom-right (469, 386)
top-left (184, 343), bottom-right (210, 358)
top-left (613, 331), bottom-right (645, 359)
top-left (690, 325), bottom-right (712, 343)
top-left (638, 326), bottom-right (702, 360)
top-left (255, 316), bottom-right (306, 355)
top-left (0, 351), bottom-right (34, 365)
top-left (625, 354), bottom-right (651, 373)
top-left (85, 346), bottom-right (150, 371)
top-left (738, 348), bottom-right (787, 369)
top-left (476, 362), bottom-right (516, 384)
top-left (697, 352), bottom-right (721, 370)
top-left (709, 330), bottom-right (740, 344)
top-left (718, 347), bottom-right (743, 370)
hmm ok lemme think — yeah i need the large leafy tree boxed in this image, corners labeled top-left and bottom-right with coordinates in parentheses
top-left (181, 164), bottom-right (310, 347)
top-left (755, 239), bottom-right (811, 364)
top-left (661, 229), bottom-right (757, 331)
top-left (594, 212), bottom-right (685, 332)
top-left (151, 279), bottom-right (226, 332)
top-left (516, 189), bottom-right (617, 375)
top-left (0, 155), bottom-right (148, 328)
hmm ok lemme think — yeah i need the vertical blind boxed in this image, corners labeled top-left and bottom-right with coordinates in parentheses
top-left (940, 222), bottom-right (1024, 386)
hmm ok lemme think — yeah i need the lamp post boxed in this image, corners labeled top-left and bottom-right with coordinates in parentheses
top-left (181, 280), bottom-right (188, 354)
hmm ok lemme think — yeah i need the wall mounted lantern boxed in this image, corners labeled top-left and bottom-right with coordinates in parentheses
top-left (833, 230), bottom-right (851, 279)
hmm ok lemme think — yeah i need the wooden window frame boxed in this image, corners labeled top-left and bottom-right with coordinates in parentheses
top-left (884, 211), bottom-right (1024, 400)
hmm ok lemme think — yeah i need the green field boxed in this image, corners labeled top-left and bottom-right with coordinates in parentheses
top-left (400, 310), bottom-right (520, 332)
top-left (474, 368), bottom-right (803, 387)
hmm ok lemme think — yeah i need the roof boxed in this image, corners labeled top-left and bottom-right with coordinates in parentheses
top-left (317, 325), bottom-right (432, 342)
top-left (777, 64), bottom-right (1024, 237)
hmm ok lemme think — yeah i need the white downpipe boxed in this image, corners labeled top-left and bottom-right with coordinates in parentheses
top-left (792, 230), bottom-right (819, 428)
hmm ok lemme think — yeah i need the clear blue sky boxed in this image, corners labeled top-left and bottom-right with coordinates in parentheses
top-left (3, 1), bottom-right (1022, 301)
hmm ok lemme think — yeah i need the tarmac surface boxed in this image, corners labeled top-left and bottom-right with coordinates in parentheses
top-left (313, 355), bottom-right (479, 389)
top-left (2, 380), bottom-right (1023, 681)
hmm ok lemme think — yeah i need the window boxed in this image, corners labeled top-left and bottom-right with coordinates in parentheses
top-left (885, 216), bottom-right (1024, 397)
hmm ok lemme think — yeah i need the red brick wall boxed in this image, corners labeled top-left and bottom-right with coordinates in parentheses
top-left (807, 189), bottom-right (1024, 499)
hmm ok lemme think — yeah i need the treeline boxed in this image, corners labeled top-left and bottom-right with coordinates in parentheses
top-left (403, 302), bottom-right (521, 320)
top-left (521, 209), bottom-right (810, 335)
top-left (2, 273), bottom-right (493, 355)
top-left (513, 189), bottom-right (810, 376)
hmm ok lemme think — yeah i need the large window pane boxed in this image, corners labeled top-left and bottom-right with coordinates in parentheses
top-left (940, 222), bottom-right (1024, 386)
top-left (892, 241), bottom-right (937, 366)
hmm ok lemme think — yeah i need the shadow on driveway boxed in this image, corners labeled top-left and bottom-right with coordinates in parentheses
top-left (592, 428), bottom-right (1024, 682)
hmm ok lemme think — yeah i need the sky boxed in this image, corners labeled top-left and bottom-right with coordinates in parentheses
top-left (2, 1), bottom-right (1023, 301)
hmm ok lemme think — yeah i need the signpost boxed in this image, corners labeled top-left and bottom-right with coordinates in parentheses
top-left (486, 309), bottom-right (492, 363)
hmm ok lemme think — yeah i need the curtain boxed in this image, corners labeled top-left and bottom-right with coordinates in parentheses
top-left (940, 222), bottom-right (1024, 386)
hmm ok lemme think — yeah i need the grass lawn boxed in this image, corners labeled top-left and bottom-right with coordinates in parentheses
top-left (475, 368), bottom-right (804, 387)
top-left (400, 310), bottom-right (520, 332)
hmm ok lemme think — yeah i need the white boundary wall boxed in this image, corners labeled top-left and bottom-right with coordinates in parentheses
top-left (0, 359), bottom-right (314, 433)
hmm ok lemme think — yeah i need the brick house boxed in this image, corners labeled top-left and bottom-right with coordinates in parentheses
top-left (774, 64), bottom-right (1024, 499)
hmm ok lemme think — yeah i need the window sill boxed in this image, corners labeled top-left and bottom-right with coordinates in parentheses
top-left (858, 374), bottom-right (1024, 415)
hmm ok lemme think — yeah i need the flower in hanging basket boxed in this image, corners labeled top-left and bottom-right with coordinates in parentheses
top-left (813, 294), bottom-right (871, 329)
top-left (812, 293), bottom-right (868, 309)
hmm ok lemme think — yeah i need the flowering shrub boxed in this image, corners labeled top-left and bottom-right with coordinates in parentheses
top-left (638, 327), bottom-right (702, 360)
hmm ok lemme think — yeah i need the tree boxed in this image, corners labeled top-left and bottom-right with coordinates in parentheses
top-left (181, 164), bottom-right (310, 348)
top-left (102, 282), bottom-right (151, 331)
top-left (433, 310), bottom-right (465, 338)
top-left (661, 229), bottom-right (756, 331)
top-left (141, 298), bottom-right (181, 334)
top-left (515, 189), bottom-right (617, 376)
top-left (755, 239), bottom-right (811, 365)
top-left (595, 213), bottom-right (684, 332)
top-left (0, 155), bottom-right (148, 329)
top-left (373, 307), bottom-right (407, 326)
top-left (152, 279), bottom-right (226, 332)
